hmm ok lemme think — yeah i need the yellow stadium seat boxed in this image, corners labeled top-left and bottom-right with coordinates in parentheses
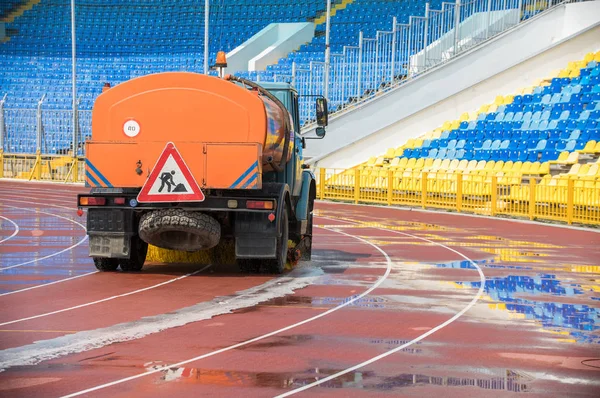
top-left (593, 51), bottom-right (600, 62)
top-left (502, 160), bottom-right (514, 171)
top-left (502, 95), bottom-right (514, 105)
top-left (562, 163), bottom-right (581, 177)
top-left (423, 158), bottom-right (434, 169)
top-left (577, 164), bottom-right (591, 177)
top-left (493, 160), bottom-right (504, 172)
top-left (578, 140), bottom-right (598, 154)
top-left (414, 158), bottom-right (425, 170)
top-left (385, 157), bottom-right (401, 169)
top-left (414, 138), bottom-right (424, 148)
top-left (484, 160), bottom-right (495, 171)
top-left (457, 159), bottom-right (469, 171)
top-left (478, 104), bottom-right (490, 113)
top-left (459, 112), bottom-right (469, 121)
top-left (494, 95), bottom-right (504, 106)
top-left (440, 159), bottom-right (451, 171)
top-left (450, 120), bottom-right (460, 130)
top-left (468, 111), bottom-right (478, 121)
top-left (583, 52), bottom-right (594, 63)
top-left (449, 159), bottom-right (460, 170)
top-left (405, 158), bottom-right (417, 170)
top-left (394, 147), bottom-right (404, 157)
top-left (431, 130), bottom-right (442, 139)
top-left (582, 163), bottom-right (599, 178)
top-left (511, 161), bottom-right (523, 171)
top-left (375, 156), bottom-right (384, 167)
top-left (428, 158), bottom-right (442, 172)
top-left (595, 142), bottom-right (600, 152)
top-left (466, 160), bottom-right (478, 172)
top-left (366, 157), bottom-right (377, 167)
top-left (384, 148), bottom-right (395, 159)
top-left (397, 157), bottom-right (409, 169)
top-left (404, 138), bottom-right (415, 149)
top-left (521, 161), bottom-right (532, 173)
top-left (550, 151), bottom-right (569, 164)
top-left (529, 162), bottom-right (541, 174)
top-left (557, 69), bottom-right (570, 78)
top-left (569, 69), bottom-right (580, 78)
top-left (487, 104), bottom-right (498, 113)
top-left (539, 162), bottom-right (550, 175)
top-left (441, 121), bottom-right (452, 130)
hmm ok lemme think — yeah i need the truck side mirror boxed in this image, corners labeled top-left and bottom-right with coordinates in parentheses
top-left (315, 127), bottom-right (326, 138)
top-left (316, 97), bottom-right (328, 127)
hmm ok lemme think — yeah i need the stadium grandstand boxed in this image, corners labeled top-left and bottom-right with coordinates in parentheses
top-left (0, 0), bottom-right (599, 225)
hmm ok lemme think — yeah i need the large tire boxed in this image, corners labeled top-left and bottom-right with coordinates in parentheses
top-left (139, 209), bottom-right (221, 252)
top-left (267, 207), bottom-right (289, 274)
top-left (120, 236), bottom-right (148, 272)
top-left (93, 257), bottom-right (119, 272)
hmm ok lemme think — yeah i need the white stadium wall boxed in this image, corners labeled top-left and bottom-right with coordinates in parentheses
top-left (305, 1), bottom-right (600, 169)
top-left (225, 22), bottom-right (314, 74)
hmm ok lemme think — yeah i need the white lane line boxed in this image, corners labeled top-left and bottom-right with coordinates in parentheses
top-left (0, 264), bottom-right (212, 327)
top-left (0, 196), bottom-right (75, 211)
top-left (0, 215), bottom-right (20, 244)
top-left (59, 224), bottom-right (393, 398)
top-left (0, 205), bottom-right (87, 271)
top-left (0, 198), bottom-right (94, 294)
top-left (0, 190), bottom-right (78, 201)
top-left (275, 216), bottom-right (486, 397)
top-left (0, 271), bottom-right (99, 297)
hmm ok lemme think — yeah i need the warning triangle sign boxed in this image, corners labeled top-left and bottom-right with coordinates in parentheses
top-left (137, 142), bottom-right (205, 203)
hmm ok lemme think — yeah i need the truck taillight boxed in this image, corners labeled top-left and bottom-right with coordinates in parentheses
top-left (114, 197), bottom-right (126, 205)
top-left (79, 197), bottom-right (106, 206)
top-left (246, 200), bottom-right (275, 210)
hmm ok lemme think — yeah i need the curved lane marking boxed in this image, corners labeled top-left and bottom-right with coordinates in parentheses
top-left (0, 197), bottom-right (94, 294)
top-left (0, 205), bottom-right (87, 271)
top-left (0, 215), bottom-right (20, 244)
top-left (0, 271), bottom-right (99, 297)
top-left (0, 196), bottom-right (76, 211)
top-left (59, 223), bottom-right (393, 398)
top-left (275, 215), bottom-right (486, 397)
top-left (0, 264), bottom-right (212, 327)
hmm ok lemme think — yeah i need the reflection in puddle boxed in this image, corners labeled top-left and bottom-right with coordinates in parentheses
top-left (320, 211), bottom-right (600, 344)
top-left (150, 363), bottom-right (531, 393)
top-left (260, 294), bottom-right (388, 309)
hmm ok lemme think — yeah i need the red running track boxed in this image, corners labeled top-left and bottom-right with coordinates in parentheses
top-left (0, 180), bottom-right (599, 397)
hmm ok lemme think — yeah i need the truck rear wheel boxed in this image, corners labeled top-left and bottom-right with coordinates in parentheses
top-left (93, 257), bottom-right (119, 272)
top-left (267, 208), bottom-right (289, 274)
top-left (139, 209), bottom-right (221, 252)
top-left (120, 236), bottom-right (148, 272)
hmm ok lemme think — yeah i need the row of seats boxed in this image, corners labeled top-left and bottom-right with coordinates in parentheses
top-left (353, 52), bottom-right (600, 190)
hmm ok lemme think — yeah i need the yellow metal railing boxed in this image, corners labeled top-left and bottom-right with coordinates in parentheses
top-left (1, 153), bottom-right (84, 183)
top-left (318, 168), bottom-right (600, 226)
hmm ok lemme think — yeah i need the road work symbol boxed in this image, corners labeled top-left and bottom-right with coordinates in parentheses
top-left (158, 171), bottom-right (187, 193)
top-left (137, 142), bottom-right (204, 203)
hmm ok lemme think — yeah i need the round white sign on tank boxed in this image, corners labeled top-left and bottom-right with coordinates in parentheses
top-left (123, 120), bottom-right (141, 137)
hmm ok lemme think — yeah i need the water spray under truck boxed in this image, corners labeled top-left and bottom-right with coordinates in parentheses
top-left (77, 65), bottom-right (328, 273)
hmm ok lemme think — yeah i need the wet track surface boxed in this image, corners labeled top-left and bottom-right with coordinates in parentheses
top-left (0, 180), bottom-right (599, 397)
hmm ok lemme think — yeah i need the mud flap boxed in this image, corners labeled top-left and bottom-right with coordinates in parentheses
top-left (235, 212), bottom-right (278, 258)
top-left (87, 208), bottom-right (136, 258)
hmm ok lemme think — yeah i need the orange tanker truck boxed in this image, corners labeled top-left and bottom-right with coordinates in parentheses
top-left (76, 71), bottom-right (328, 273)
